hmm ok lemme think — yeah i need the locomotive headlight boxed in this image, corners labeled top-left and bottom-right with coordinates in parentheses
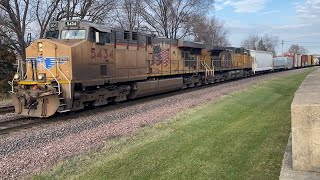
top-left (13, 73), bottom-right (20, 80)
top-left (38, 73), bottom-right (46, 81)
top-left (38, 42), bottom-right (43, 53)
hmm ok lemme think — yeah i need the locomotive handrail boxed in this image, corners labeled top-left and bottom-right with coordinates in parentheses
top-left (40, 62), bottom-right (61, 95)
top-left (56, 59), bottom-right (72, 99)
top-left (8, 59), bottom-right (22, 93)
top-left (201, 61), bottom-right (214, 78)
top-left (8, 81), bottom-right (14, 93)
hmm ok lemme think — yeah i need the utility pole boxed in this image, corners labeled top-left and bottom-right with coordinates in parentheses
top-left (281, 40), bottom-right (284, 57)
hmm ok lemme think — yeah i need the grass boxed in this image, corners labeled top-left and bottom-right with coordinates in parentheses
top-left (33, 69), bottom-right (314, 180)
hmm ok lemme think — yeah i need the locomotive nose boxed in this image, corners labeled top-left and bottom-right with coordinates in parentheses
top-left (12, 93), bottom-right (60, 118)
top-left (25, 94), bottom-right (39, 109)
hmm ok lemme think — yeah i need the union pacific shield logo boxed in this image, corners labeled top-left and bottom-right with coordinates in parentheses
top-left (35, 56), bottom-right (68, 69)
top-left (44, 57), bottom-right (56, 69)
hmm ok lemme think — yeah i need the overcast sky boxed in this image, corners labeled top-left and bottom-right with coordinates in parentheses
top-left (214, 0), bottom-right (320, 55)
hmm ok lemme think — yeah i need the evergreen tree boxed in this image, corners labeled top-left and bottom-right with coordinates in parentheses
top-left (257, 39), bottom-right (267, 51)
top-left (0, 45), bottom-right (16, 96)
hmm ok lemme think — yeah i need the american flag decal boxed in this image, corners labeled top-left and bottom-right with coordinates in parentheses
top-left (152, 45), bottom-right (169, 66)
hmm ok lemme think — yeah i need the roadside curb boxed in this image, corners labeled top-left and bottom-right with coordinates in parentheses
top-left (279, 134), bottom-right (320, 180)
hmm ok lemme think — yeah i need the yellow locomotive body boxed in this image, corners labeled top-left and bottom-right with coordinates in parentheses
top-left (11, 20), bottom-right (215, 117)
top-left (210, 47), bottom-right (253, 79)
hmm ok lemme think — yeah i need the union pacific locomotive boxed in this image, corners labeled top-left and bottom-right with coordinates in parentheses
top-left (9, 20), bottom-right (315, 117)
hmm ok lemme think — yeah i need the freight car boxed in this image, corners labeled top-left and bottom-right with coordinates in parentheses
top-left (273, 57), bottom-right (294, 70)
top-left (250, 50), bottom-right (273, 73)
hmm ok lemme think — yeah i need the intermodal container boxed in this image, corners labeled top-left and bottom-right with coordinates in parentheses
top-left (273, 57), bottom-right (287, 70)
top-left (286, 57), bottom-right (294, 69)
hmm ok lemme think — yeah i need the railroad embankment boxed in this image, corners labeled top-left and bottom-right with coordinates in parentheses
top-left (32, 69), bottom-right (314, 180)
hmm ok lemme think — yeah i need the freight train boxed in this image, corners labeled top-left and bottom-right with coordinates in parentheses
top-left (9, 20), bottom-right (319, 117)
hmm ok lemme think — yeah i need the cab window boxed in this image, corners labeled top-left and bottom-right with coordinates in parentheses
top-left (124, 31), bottom-right (130, 40)
top-left (132, 32), bottom-right (138, 41)
top-left (45, 30), bottom-right (59, 39)
top-left (106, 32), bottom-right (111, 43)
top-left (61, 29), bottom-right (86, 39)
top-left (98, 32), bottom-right (107, 44)
top-left (115, 31), bottom-right (123, 39)
top-left (147, 36), bottom-right (152, 45)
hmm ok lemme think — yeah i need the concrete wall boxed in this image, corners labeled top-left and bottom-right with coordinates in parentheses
top-left (291, 68), bottom-right (320, 172)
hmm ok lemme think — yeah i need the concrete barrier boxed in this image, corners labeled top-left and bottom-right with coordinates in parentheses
top-left (291, 68), bottom-right (320, 172)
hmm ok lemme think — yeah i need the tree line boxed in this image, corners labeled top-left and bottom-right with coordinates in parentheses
top-left (240, 33), bottom-right (309, 55)
top-left (0, 0), bottom-right (232, 63)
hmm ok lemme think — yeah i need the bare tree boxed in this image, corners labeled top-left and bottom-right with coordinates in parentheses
top-left (0, 0), bottom-right (32, 66)
top-left (35, 0), bottom-right (61, 38)
top-left (241, 33), bottom-right (279, 54)
top-left (262, 34), bottom-right (279, 54)
top-left (55, 0), bottom-right (116, 22)
top-left (288, 44), bottom-right (308, 54)
top-left (112, 0), bottom-right (143, 30)
top-left (113, 0), bottom-right (143, 30)
top-left (141, 0), bottom-right (214, 39)
top-left (187, 15), bottom-right (229, 47)
top-left (241, 33), bottom-right (260, 50)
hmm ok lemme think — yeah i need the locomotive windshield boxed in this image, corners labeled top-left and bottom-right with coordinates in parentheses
top-left (45, 30), bottom-right (59, 39)
top-left (61, 29), bottom-right (86, 39)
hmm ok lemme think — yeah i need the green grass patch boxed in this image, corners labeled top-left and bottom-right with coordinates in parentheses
top-left (33, 69), bottom-right (314, 180)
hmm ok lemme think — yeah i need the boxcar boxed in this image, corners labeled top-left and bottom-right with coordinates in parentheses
top-left (301, 55), bottom-right (308, 67)
top-left (297, 54), bottom-right (302, 67)
top-left (308, 55), bottom-right (312, 66)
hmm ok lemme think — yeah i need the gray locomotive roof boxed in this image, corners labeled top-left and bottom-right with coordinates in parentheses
top-left (178, 39), bottom-right (206, 49)
top-left (81, 21), bottom-right (111, 32)
top-left (53, 20), bottom-right (155, 36)
top-left (48, 20), bottom-right (112, 33)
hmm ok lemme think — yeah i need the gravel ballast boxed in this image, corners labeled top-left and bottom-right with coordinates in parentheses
top-left (0, 69), bottom-right (313, 179)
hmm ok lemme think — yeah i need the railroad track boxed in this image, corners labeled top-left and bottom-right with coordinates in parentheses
top-left (0, 117), bottom-right (42, 135)
top-left (0, 68), bottom-right (315, 136)
top-left (0, 105), bottom-right (14, 115)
